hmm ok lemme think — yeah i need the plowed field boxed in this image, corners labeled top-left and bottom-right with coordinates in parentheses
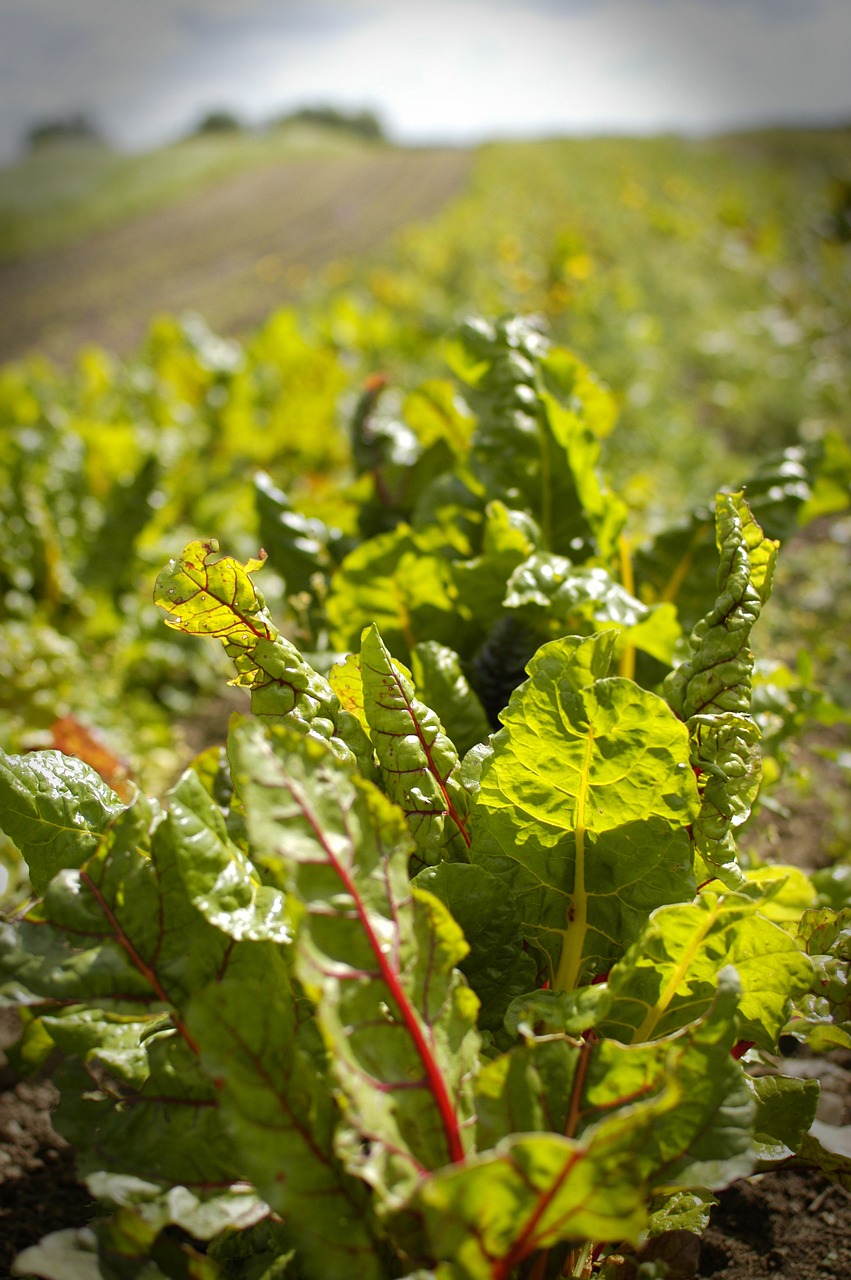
top-left (0, 147), bottom-right (471, 364)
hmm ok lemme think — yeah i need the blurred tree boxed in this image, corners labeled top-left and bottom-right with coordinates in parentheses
top-left (26, 113), bottom-right (105, 150)
top-left (277, 104), bottom-right (385, 141)
top-left (190, 109), bottom-right (244, 136)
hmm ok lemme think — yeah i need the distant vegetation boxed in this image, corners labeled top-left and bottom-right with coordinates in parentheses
top-left (274, 104), bottom-right (386, 141)
top-left (25, 112), bottom-right (106, 151)
top-left (190, 108), bottom-right (244, 137)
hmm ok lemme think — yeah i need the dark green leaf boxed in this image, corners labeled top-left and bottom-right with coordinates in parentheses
top-left (0, 749), bottom-right (124, 894)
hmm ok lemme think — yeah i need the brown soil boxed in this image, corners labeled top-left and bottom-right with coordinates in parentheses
top-left (0, 146), bottom-right (472, 365)
top-left (698, 1170), bottom-right (851, 1278)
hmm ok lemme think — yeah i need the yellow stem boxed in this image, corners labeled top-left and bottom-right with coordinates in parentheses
top-left (554, 726), bottom-right (594, 992)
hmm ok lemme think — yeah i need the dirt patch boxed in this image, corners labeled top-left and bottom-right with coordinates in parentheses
top-left (0, 146), bottom-right (472, 365)
top-left (0, 1010), bottom-right (94, 1277)
top-left (699, 1169), bottom-right (851, 1278)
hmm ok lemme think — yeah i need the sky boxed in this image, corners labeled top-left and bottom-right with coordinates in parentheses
top-left (0, 0), bottom-right (850, 162)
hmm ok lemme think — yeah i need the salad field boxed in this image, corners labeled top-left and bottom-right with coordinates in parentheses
top-left (1, 128), bottom-right (850, 1279)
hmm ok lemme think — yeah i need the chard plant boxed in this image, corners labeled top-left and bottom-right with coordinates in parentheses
top-left (1, 317), bottom-right (850, 1280)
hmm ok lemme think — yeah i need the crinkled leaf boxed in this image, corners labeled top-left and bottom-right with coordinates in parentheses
top-left (598, 892), bottom-right (813, 1048)
top-left (168, 769), bottom-right (291, 943)
top-left (154, 539), bottom-right (370, 768)
top-left (664, 493), bottom-right (778, 886)
top-left (787, 906), bottom-right (851, 1050)
top-left (472, 632), bottom-right (698, 991)
top-left (469, 613), bottom-right (551, 731)
top-left (360, 624), bottom-right (472, 866)
top-left (229, 720), bottom-right (479, 1208)
top-left (410, 642), bottom-right (490, 758)
top-left (187, 946), bottom-right (386, 1280)
top-left (504, 554), bottom-right (682, 665)
top-left (0, 798), bottom-right (231, 1015)
top-left (415, 862), bottom-right (536, 1034)
top-left (457, 317), bottom-right (625, 560)
top-left (634, 444), bottom-right (830, 632)
top-left (207, 1217), bottom-right (298, 1280)
top-left (0, 749), bottom-right (124, 894)
top-left (647, 1191), bottom-right (716, 1237)
top-left (665, 494), bottom-right (777, 720)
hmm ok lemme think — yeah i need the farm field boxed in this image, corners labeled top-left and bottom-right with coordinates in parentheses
top-left (0, 144), bottom-right (472, 364)
top-left (1, 125), bottom-right (851, 1279)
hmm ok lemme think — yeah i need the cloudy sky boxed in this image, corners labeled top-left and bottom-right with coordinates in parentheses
top-left (1, 0), bottom-right (850, 161)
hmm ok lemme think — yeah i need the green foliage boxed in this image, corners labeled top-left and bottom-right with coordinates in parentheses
top-left (2, 318), bottom-right (850, 1278)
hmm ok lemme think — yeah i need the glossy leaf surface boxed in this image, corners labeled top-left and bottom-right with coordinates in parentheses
top-left (472, 633), bottom-right (698, 990)
top-left (360, 624), bottom-right (472, 866)
top-left (0, 749), bottom-right (124, 894)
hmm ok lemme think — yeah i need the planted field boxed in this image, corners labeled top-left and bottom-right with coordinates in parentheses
top-left (0, 145), bottom-right (472, 363)
top-left (0, 128), bottom-right (850, 1279)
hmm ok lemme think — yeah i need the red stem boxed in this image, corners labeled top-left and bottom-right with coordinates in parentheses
top-left (292, 788), bottom-right (466, 1167)
top-left (80, 870), bottom-right (201, 1056)
top-left (389, 663), bottom-right (472, 849)
top-left (494, 1038), bottom-right (595, 1279)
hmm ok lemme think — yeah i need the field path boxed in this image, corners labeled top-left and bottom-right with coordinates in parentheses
top-left (0, 146), bottom-right (471, 365)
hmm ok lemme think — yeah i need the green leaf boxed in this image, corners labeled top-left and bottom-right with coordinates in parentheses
top-left (410, 642), bottom-right (490, 758)
top-left (0, 796), bottom-right (237, 1033)
top-left (168, 769), bottom-right (292, 943)
top-left (360, 624), bottom-right (472, 866)
top-left (187, 947), bottom-right (387, 1280)
top-left (664, 493), bottom-right (779, 886)
top-left (415, 862), bottom-right (537, 1034)
top-left (416, 978), bottom-right (753, 1277)
top-left (325, 523), bottom-right (466, 664)
top-left (51, 1024), bottom-right (239, 1186)
top-left (457, 317), bottom-right (625, 559)
top-left (254, 470), bottom-right (335, 596)
top-left (79, 454), bottom-right (160, 599)
top-left (794, 1131), bottom-right (851, 1193)
top-left (451, 501), bottom-right (539, 626)
top-left (0, 749), bottom-right (124, 894)
top-left (746, 1074), bottom-right (820, 1161)
top-left (503, 554), bottom-right (682, 665)
top-left (598, 892), bottom-right (814, 1048)
top-left (154, 539), bottom-right (371, 769)
top-left (472, 632), bottom-right (698, 991)
top-left (229, 720), bottom-right (480, 1208)
top-left (647, 1191), bottom-right (716, 1237)
top-left (88, 1176), bottom-right (270, 1280)
top-left (787, 906), bottom-right (851, 1051)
